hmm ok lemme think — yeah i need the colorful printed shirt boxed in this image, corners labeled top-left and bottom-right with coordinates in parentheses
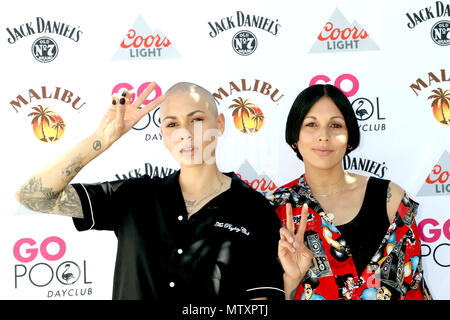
top-left (267, 174), bottom-right (432, 300)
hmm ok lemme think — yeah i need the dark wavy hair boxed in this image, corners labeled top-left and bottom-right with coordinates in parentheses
top-left (285, 84), bottom-right (360, 161)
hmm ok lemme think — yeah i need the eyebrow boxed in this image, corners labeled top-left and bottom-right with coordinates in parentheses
top-left (187, 110), bottom-right (206, 117)
top-left (162, 110), bottom-right (206, 122)
top-left (304, 115), bottom-right (345, 120)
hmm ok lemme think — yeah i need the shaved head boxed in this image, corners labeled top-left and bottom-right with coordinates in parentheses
top-left (162, 82), bottom-right (218, 117)
top-left (159, 82), bottom-right (225, 167)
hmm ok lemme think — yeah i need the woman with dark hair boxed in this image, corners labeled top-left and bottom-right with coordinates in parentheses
top-left (268, 84), bottom-right (432, 300)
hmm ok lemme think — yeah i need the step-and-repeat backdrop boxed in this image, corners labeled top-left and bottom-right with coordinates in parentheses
top-left (1, 0), bottom-right (449, 299)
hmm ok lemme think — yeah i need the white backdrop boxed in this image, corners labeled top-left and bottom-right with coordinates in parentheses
top-left (1, 0), bottom-right (449, 299)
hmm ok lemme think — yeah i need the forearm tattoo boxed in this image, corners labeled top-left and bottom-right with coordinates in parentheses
top-left (93, 140), bottom-right (101, 151)
top-left (61, 156), bottom-right (83, 182)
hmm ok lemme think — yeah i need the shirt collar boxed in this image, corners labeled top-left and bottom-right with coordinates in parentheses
top-left (297, 174), bottom-right (317, 203)
top-left (162, 170), bottom-right (240, 190)
top-left (160, 170), bottom-right (241, 215)
top-left (272, 174), bottom-right (324, 216)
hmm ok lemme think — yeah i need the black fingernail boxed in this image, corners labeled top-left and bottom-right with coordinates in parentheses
top-left (119, 98), bottom-right (125, 105)
top-left (122, 91), bottom-right (127, 97)
top-left (112, 99), bottom-right (117, 105)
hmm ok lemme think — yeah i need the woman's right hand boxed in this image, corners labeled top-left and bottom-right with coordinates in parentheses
top-left (278, 202), bottom-right (314, 296)
top-left (96, 82), bottom-right (166, 148)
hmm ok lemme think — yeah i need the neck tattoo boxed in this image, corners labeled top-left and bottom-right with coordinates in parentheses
top-left (184, 177), bottom-right (225, 213)
top-left (184, 199), bottom-right (196, 207)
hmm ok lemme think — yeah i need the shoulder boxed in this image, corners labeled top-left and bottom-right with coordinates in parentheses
top-left (123, 174), bottom-right (166, 187)
top-left (386, 181), bottom-right (406, 224)
top-left (231, 173), bottom-right (271, 206)
top-left (99, 173), bottom-right (167, 196)
top-left (386, 180), bottom-right (420, 225)
top-left (351, 174), bottom-right (403, 224)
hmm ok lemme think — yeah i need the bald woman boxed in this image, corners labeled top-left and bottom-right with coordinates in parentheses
top-left (15, 82), bottom-right (284, 300)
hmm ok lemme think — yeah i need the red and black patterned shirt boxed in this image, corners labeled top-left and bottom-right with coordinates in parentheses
top-left (267, 174), bottom-right (432, 300)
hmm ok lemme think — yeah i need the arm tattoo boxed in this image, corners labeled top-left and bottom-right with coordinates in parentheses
top-left (55, 186), bottom-right (83, 218)
top-left (93, 140), bottom-right (102, 151)
top-left (61, 156), bottom-right (83, 182)
top-left (387, 186), bottom-right (392, 203)
top-left (18, 176), bottom-right (58, 212)
top-left (17, 177), bottom-right (83, 218)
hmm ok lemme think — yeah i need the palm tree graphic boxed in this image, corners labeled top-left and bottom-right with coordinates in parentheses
top-left (51, 119), bottom-right (66, 141)
top-left (229, 97), bottom-right (256, 134)
top-left (28, 105), bottom-right (57, 142)
top-left (252, 111), bottom-right (265, 133)
top-left (428, 88), bottom-right (450, 125)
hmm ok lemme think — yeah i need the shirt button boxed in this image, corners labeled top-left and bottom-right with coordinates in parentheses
top-left (177, 215), bottom-right (183, 221)
top-left (177, 249), bottom-right (183, 254)
top-left (169, 282), bottom-right (175, 288)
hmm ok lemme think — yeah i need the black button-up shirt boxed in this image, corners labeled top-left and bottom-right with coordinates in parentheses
top-left (71, 171), bottom-right (284, 300)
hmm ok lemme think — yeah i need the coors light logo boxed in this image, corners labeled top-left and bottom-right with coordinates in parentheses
top-left (309, 8), bottom-right (379, 53)
top-left (236, 159), bottom-right (277, 196)
top-left (417, 150), bottom-right (450, 196)
top-left (112, 15), bottom-right (180, 60)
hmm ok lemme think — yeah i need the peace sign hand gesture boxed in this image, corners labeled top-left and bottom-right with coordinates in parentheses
top-left (96, 82), bottom-right (166, 149)
top-left (278, 202), bottom-right (314, 299)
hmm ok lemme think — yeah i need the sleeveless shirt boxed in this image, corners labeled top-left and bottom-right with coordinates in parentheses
top-left (335, 177), bottom-right (391, 276)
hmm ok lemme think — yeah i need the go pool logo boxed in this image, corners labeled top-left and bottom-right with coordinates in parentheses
top-left (13, 236), bottom-right (93, 299)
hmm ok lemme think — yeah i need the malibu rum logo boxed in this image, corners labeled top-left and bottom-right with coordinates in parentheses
top-left (28, 105), bottom-right (65, 143)
top-left (410, 69), bottom-right (450, 126)
top-left (10, 86), bottom-right (87, 143)
top-left (213, 79), bottom-right (283, 135)
top-left (229, 97), bottom-right (264, 134)
top-left (428, 88), bottom-right (450, 125)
